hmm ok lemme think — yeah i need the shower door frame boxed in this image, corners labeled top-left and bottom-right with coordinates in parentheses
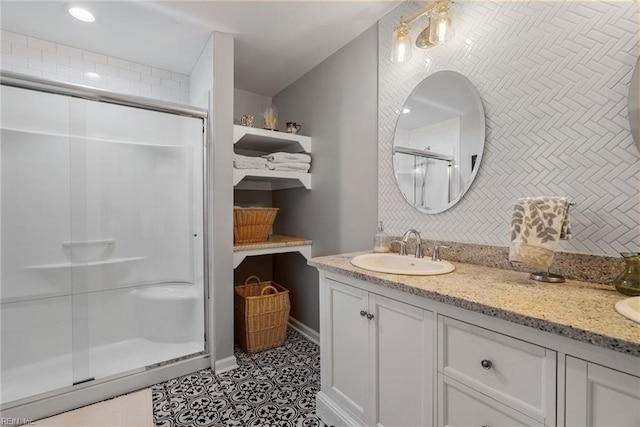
top-left (0, 71), bottom-right (213, 422)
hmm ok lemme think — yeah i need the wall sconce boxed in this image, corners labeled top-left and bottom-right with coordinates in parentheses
top-left (391, 0), bottom-right (455, 63)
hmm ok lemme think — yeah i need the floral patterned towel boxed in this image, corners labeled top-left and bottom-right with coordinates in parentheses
top-left (508, 196), bottom-right (572, 271)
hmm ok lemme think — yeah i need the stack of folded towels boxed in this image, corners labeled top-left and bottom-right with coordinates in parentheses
top-left (262, 152), bottom-right (311, 172)
top-left (233, 152), bottom-right (311, 173)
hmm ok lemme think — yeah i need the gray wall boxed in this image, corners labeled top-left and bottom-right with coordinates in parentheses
top-left (271, 24), bottom-right (379, 332)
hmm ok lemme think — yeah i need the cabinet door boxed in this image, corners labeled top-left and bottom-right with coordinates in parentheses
top-left (323, 278), bottom-right (369, 423)
top-left (565, 356), bottom-right (640, 427)
top-left (369, 294), bottom-right (433, 427)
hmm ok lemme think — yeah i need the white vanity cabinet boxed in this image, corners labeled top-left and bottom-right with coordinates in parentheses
top-left (565, 356), bottom-right (640, 427)
top-left (315, 268), bottom-right (640, 427)
top-left (317, 275), bottom-right (434, 427)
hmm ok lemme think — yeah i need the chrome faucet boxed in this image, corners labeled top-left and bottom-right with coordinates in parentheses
top-left (400, 229), bottom-right (423, 258)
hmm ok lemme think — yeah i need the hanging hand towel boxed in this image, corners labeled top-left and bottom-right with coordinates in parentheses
top-left (267, 162), bottom-right (311, 172)
top-left (262, 152), bottom-right (311, 164)
top-left (508, 196), bottom-right (572, 271)
top-left (234, 154), bottom-right (267, 169)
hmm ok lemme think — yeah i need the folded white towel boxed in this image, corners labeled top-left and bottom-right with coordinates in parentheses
top-left (234, 154), bottom-right (267, 169)
top-left (262, 152), bottom-right (311, 164)
top-left (267, 161), bottom-right (311, 172)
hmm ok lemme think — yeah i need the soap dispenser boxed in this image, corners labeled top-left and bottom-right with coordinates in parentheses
top-left (373, 221), bottom-right (390, 253)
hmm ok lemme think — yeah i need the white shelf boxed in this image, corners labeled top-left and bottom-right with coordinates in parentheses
top-left (233, 169), bottom-right (311, 190)
top-left (233, 125), bottom-right (311, 153)
top-left (233, 125), bottom-right (312, 190)
top-left (233, 235), bottom-right (312, 268)
top-left (27, 257), bottom-right (146, 270)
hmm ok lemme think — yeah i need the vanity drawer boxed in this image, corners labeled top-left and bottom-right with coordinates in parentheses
top-left (438, 373), bottom-right (544, 427)
top-left (438, 316), bottom-right (556, 423)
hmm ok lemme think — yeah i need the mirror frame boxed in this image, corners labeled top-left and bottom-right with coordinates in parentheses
top-left (392, 70), bottom-right (486, 214)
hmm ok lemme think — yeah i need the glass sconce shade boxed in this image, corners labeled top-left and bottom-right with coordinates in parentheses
top-left (415, 24), bottom-right (434, 49)
top-left (429, 4), bottom-right (455, 45)
top-left (391, 20), bottom-right (412, 63)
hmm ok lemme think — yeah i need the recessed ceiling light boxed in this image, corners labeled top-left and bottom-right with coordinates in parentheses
top-left (69, 7), bottom-right (95, 23)
top-left (402, 107), bottom-right (411, 114)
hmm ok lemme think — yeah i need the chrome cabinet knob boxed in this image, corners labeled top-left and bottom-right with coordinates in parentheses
top-left (366, 313), bottom-right (374, 320)
top-left (360, 310), bottom-right (367, 317)
top-left (481, 359), bottom-right (493, 370)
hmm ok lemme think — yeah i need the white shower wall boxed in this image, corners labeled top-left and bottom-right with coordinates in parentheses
top-left (0, 85), bottom-right (205, 404)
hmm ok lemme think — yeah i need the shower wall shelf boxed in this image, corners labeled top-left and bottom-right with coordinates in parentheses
top-left (233, 125), bottom-right (312, 191)
top-left (233, 235), bottom-right (312, 268)
top-left (27, 257), bottom-right (146, 270)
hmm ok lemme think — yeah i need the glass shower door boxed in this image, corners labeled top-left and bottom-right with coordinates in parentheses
top-left (1, 84), bottom-right (206, 405)
top-left (69, 97), bottom-right (205, 383)
top-left (1, 86), bottom-right (75, 403)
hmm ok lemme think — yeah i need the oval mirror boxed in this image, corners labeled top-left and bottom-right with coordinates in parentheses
top-left (629, 57), bottom-right (639, 152)
top-left (393, 71), bottom-right (485, 214)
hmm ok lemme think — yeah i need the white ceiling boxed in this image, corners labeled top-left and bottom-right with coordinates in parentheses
top-left (0, 1), bottom-right (398, 96)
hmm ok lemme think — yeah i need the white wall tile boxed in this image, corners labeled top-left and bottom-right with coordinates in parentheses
top-left (162, 78), bottom-right (180, 90)
top-left (152, 67), bottom-right (171, 79)
top-left (171, 72), bottom-right (189, 84)
top-left (141, 74), bottom-right (161, 85)
top-left (28, 58), bottom-right (57, 73)
top-left (378, 1), bottom-right (640, 256)
top-left (69, 57), bottom-right (96, 72)
top-left (95, 63), bottom-right (119, 77)
top-left (82, 50), bottom-right (108, 65)
top-left (107, 56), bottom-right (129, 70)
top-left (131, 62), bottom-right (151, 75)
top-left (3, 31), bottom-right (191, 105)
top-left (1, 30), bottom-right (27, 45)
top-left (43, 51), bottom-right (70, 65)
top-left (27, 36), bottom-right (56, 53)
top-left (119, 69), bottom-right (140, 82)
top-left (12, 44), bottom-right (41, 60)
top-left (55, 64), bottom-right (83, 78)
top-left (2, 53), bottom-right (27, 67)
top-left (56, 44), bottom-right (83, 59)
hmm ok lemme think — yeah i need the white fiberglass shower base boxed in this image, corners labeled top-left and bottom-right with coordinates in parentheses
top-left (2, 338), bottom-right (203, 404)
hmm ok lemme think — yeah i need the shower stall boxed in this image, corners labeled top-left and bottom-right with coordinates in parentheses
top-left (0, 73), bottom-right (209, 417)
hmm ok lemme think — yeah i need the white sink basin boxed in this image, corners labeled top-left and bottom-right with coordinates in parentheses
top-left (351, 253), bottom-right (455, 276)
top-left (615, 296), bottom-right (640, 323)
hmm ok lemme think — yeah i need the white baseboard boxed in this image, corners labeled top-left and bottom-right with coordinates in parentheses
top-left (316, 391), bottom-right (364, 427)
top-left (288, 317), bottom-right (319, 345)
top-left (213, 355), bottom-right (238, 374)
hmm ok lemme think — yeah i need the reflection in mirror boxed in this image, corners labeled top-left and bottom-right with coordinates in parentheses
top-left (629, 57), bottom-right (639, 153)
top-left (393, 71), bottom-right (485, 214)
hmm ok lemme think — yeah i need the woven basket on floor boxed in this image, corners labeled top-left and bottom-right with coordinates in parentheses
top-left (234, 276), bottom-right (290, 353)
top-left (233, 207), bottom-right (279, 243)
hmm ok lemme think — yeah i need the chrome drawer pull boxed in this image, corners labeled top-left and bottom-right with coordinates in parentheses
top-left (366, 313), bottom-right (375, 320)
top-left (360, 310), bottom-right (367, 317)
top-left (481, 359), bottom-right (493, 370)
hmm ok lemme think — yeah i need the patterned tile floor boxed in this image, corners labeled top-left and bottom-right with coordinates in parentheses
top-left (152, 328), bottom-right (327, 427)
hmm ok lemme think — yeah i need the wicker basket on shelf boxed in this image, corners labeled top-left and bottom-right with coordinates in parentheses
top-left (233, 207), bottom-right (279, 243)
top-left (234, 276), bottom-right (290, 353)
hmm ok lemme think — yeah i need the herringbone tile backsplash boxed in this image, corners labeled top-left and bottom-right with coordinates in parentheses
top-left (379, 1), bottom-right (640, 256)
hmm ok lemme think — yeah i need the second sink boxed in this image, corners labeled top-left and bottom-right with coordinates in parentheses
top-left (351, 253), bottom-right (455, 276)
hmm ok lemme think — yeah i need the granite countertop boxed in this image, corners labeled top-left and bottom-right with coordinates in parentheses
top-left (309, 252), bottom-right (640, 357)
